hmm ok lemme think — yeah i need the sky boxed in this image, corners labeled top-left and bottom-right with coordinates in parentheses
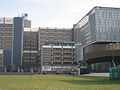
top-left (0, 0), bottom-right (120, 28)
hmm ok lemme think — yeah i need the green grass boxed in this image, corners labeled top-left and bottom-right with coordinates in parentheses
top-left (0, 75), bottom-right (120, 90)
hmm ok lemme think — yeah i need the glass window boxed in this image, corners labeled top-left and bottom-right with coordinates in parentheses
top-left (107, 20), bottom-right (109, 25)
top-left (98, 19), bottom-right (101, 25)
top-left (104, 19), bottom-right (106, 25)
top-left (109, 12), bottom-right (112, 18)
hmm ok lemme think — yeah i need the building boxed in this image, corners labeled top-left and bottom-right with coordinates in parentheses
top-left (0, 17), bottom-right (24, 71)
top-left (38, 27), bottom-right (73, 49)
top-left (3, 7), bottom-right (120, 73)
top-left (41, 42), bottom-right (76, 74)
top-left (12, 17), bottom-right (24, 68)
top-left (0, 18), bottom-right (75, 73)
top-left (0, 16), bottom-right (76, 73)
top-left (0, 16), bottom-right (31, 72)
top-left (38, 27), bottom-right (75, 73)
top-left (73, 6), bottom-right (120, 72)
top-left (0, 17), bottom-right (13, 71)
top-left (22, 28), bottom-right (39, 72)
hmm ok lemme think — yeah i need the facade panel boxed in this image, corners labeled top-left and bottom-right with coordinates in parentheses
top-left (23, 28), bottom-right (39, 69)
top-left (41, 42), bottom-right (76, 73)
top-left (12, 17), bottom-right (23, 66)
top-left (39, 28), bottom-right (73, 49)
top-left (3, 50), bottom-right (12, 67)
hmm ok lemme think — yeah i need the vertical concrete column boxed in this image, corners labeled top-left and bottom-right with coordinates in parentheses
top-left (77, 68), bottom-right (80, 75)
top-left (4, 67), bottom-right (7, 72)
top-left (38, 67), bottom-right (40, 74)
top-left (51, 61), bottom-right (53, 74)
top-left (17, 67), bottom-right (20, 72)
top-left (30, 67), bottom-right (33, 73)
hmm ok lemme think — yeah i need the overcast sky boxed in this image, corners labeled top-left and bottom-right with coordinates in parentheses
top-left (0, 0), bottom-right (120, 28)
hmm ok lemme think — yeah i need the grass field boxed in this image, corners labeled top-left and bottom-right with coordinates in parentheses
top-left (0, 75), bottom-right (120, 90)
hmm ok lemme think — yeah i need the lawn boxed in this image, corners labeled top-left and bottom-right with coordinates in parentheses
top-left (0, 75), bottom-right (120, 90)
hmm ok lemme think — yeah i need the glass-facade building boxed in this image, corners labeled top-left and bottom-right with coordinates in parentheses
top-left (74, 6), bottom-right (120, 46)
top-left (74, 6), bottom-right (120, 71)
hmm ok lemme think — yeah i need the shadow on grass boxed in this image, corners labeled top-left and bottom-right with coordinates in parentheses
top-left (60, 77), bottom-right (120, 85)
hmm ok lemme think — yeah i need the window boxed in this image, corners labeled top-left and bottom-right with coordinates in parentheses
top-left (97, 19), bottom-right (101, 25)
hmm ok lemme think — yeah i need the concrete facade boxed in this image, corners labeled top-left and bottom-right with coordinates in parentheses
top-left (38, 27), bottom-right (73, 49)
top-left (22, 28), bottom-right (39, 72)
top-left (38, 28), bottom-right (75, 73)
top-left (41, 42), bottom-right (76, 74)
top-left (0, 21), bottom-right (75, 73)
top-left (0, 16), bottom-right (32, 72)
top-left (0, 17), bottom-right (13, 68)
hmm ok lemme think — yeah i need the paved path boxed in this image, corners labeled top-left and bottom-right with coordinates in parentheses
top-left (81, 73), bottom-right (109, 77)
